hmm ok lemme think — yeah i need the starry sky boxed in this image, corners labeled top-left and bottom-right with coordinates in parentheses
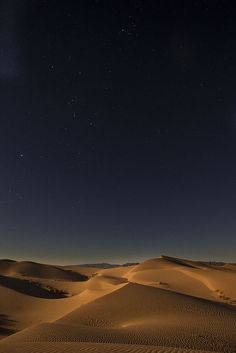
top-left (1, 0), bottom-right (236, 264)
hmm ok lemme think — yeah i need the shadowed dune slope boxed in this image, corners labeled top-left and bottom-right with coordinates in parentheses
top-left (130, 256), bottom-right (199, 272)
top-left (0, 275), bottom-right (67, 298)
top-left (61, 266), bottom-right (101, 277)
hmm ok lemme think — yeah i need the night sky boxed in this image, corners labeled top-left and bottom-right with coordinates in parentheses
top-left (1, 0), bottom-right (236, 264)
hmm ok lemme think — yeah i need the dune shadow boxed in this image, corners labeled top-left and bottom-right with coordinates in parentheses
top-left (0, 275), bottom-right (68, 299)
top-left (161, 255), bottom-right (197, 268)
top-left (60, 269), bottom-right (88, 282)
top-left (0, 314), bottom-right (17, 336)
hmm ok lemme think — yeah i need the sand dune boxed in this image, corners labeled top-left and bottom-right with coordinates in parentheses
top-left (0, 260), bottom-right (87, 281)
top-left (0, 267), bottom-right (125, 338)
top-left (0, 341), bottom-right (220, 353)
top-left (127, 256), bottom-right (236, 303)
top-left (0, 256), bottom-right (235, 352)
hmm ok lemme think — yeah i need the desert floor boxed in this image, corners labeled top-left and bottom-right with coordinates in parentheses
top-left (0, 255), bottom-right (236, 353)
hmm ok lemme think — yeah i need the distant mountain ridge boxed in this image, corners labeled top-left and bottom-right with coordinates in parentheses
top-left (71, 262), bottom-right (139, 269)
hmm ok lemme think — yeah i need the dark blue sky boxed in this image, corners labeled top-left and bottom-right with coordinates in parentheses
top-left (1, 0), bottom-right (236, 264)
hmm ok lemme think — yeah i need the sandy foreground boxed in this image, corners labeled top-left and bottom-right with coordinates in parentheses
top-left (0, 256), bottom-right (236, 353)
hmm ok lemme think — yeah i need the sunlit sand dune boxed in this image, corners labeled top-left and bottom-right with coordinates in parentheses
top-left (127, 256), bottom-right (236, 304)
top-left (0, 256), bottom-right (236, 352)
